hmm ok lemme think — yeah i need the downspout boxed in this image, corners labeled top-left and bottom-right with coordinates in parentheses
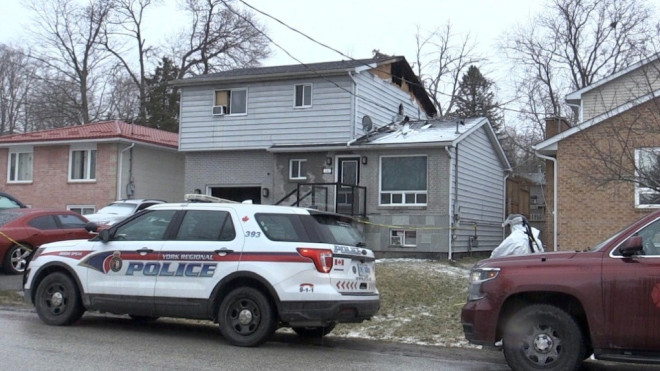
top-left (347, 72), bottom-right (358, 145)
top-left (535, 151), bottom-right (558, 252)
top-left (503, 172), bottom-right (510, 241)
top-left (117, 143), bottom-right (135, 200)
top-left (445, 145), bottom-right (457, 260)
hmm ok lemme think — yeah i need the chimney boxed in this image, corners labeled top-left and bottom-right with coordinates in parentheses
top-left (544, 117), bottom-right (571, 139)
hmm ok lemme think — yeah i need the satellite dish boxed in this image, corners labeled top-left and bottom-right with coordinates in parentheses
top-left (362, 115), bottom-right (373, 132)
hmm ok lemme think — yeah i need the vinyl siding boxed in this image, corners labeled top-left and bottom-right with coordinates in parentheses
top-left (179, 77), bottom-right (354, 151)
top-left (353, 72), bottom-right (426, 135)
top-left (581, 59), bottom-right (660, 121)
top-left (452, 125), bottom-right (506, 253)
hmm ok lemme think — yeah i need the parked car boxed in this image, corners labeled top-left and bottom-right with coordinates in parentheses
top-left (24, 202), bottom-right (380, 346)
top-left (461, 209), bottom-right (660, 370)
top-left (0, 192), bottom-right (26, 209)
top-left (0, 208), bottom-right (94, 274)
top-left (84, 199), bottom-right (165, 226)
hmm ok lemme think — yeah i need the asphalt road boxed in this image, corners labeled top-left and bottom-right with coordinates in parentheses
top-left (2, 273), bottom-right (659, 370)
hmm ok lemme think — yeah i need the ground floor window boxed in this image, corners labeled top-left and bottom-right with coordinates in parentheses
top-left (68, 205), bottom-right (96, 215)
top-left (380, 155), bottom-right (427, 206)
top-left (390, 229), bottom-right (417, 247)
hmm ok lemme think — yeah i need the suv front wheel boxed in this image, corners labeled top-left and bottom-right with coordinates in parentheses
top-left (503, 304), bottom-right (585, 371)
top-left (218, 287), bottom-right (276, 347)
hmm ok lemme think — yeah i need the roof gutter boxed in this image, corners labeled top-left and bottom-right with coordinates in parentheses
top-left (535, 151), bottom-right (558, 252)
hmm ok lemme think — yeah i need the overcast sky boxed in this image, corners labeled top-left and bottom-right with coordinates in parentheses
top-left (1, 0), bottom-right (541, 65)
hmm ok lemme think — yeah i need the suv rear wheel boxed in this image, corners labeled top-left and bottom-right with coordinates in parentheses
top-left (218, 287), bottom-right (276, 347)
top-left (503, 304), bottom-right (585, 371)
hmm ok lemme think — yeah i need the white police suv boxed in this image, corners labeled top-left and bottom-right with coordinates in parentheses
top-left (23, 202), bottom-right (379, 347)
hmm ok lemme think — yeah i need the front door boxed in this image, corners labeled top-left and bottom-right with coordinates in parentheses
top-left (337, 157), bottom-right (360, 214)
top-left (602, 217), bottom-right (660, 350)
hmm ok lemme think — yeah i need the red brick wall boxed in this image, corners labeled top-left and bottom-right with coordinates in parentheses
top-left (550, 98), bottom-right (660, 250)
top-left (0, 143), bottom-right (118, 210)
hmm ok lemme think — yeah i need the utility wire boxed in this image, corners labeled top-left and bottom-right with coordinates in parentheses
top-left (219, 0), bottom-right (405, 117)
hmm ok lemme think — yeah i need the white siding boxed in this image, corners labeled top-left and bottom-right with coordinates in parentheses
top-left (582, 59), bottom-right (660, 121)
top-left (179, 77), bottom-right (354, 151)
top-left (453, 125), bottom-right (506, 253)
top-left (353, 72), bottom-right (426, 135)
top-left (129, 146), bottom-right (185, 202)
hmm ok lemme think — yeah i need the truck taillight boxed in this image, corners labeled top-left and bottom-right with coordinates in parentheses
top-left (297, 248), bottom-right (333, 273)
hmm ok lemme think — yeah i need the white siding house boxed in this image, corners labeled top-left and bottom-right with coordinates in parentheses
top-left (172, 56), bottom-right (510, 258)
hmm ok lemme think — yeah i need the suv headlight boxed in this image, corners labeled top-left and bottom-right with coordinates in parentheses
top-left (467, 267), bottom-right (500, 301)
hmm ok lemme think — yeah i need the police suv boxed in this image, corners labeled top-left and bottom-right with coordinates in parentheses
top-left (23, 201), bottom-right (380, 347)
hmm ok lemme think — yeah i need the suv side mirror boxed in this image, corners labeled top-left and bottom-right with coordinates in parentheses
top-left (620, 236), bottom-right (644, 257)
top-left (99, 229), bottom-right (111, 243)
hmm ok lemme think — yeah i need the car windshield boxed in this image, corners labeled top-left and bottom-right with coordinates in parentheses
top-left (311, 214), bottom-right (365, 247)
top-left (97, 203), bottom-right (137, 216)
top-left (0, 196), bottom-right (22, 209)
top-left (0, 211), bottom-right (23, 226)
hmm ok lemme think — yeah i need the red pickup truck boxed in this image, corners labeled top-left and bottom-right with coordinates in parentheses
top-left (461, 210), bottom-right (660, 371)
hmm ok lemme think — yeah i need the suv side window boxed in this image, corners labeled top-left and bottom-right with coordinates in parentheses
top-left (255, 213), bottom-right (311, 242)
top-left (175, 210), bottom-right (236, 241)
top-left (113, 209), bottom-right (176, 241)
top-left (635, 218), bottom-right (660, 256)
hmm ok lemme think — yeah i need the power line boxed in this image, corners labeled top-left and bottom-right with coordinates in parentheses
top-left (218, 0), bottom-right (406, 117)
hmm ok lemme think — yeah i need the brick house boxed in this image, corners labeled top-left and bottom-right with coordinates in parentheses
top-left (534, 54), bottom-right (660, 251)
top-left (0, 121), bottom-right (184, 213)
top-left (172, 55), bottom-right (511, 258)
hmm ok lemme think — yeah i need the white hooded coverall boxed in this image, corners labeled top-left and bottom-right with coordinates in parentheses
top-left (490, 217), bottom-right (544, 258)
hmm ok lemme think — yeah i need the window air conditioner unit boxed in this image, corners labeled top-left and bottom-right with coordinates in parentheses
top-left (391, 236), bottom-right (402, 246)
top-left (213, 105), bottom-right (227, 115)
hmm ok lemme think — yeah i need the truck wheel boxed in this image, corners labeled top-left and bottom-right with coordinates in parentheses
top-left (292, 322), bottom-right (336, 338)
top-left (3, 244), bottom-right (32, 274)
top-left (35, 272), bottom-right (84, 326)
top-left (503, 304), bottom-right (585, 371)
top-left (217, 287), bottom-right (276, 347)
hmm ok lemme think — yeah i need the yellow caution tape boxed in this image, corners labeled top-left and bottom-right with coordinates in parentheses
top-left (0, 231), bottom-right (32, 252)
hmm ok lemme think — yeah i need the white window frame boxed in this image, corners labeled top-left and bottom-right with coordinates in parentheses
top-left (635, 148), bottom-right (660, 208)
top-left (289, 159), bottom-right (307, 180)
top-left (7, 146), bottom-right (33, 183)
top-left (214, 88), bottom-right (248, 116)
top-left (294, 84), bottom-right (312, 108)
top-left (379, 155), bottom-right (428, 206)
top-left (68, 205), bottom-right (96, 215)
top-left (69, 144), bottom-right (97, 182)
top-left (391, 229), bottom-right (417, 247)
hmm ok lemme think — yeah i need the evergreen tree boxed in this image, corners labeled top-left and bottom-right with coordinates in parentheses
top-left (453, 65), bottom-right (503, 132)
top-left (142, 57), bottom-right (180, 133)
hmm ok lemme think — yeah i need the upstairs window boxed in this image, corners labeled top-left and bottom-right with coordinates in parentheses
top-left (214, 89), bottom-right (247, 115)
top-left (8, 147), bottom-right (33, 183)
top-left (380, 155), bottom-right (427, 206)
top-left (636, 148), bottom-right (660, 208)
top-left (294, 84), bottom-right (312, 108)
top-left (289, 159), bottom-right (307, 180)
top-left (69, 145), bottom-right (96, 181)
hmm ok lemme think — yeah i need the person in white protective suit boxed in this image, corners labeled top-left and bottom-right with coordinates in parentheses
top-left (490, 214), bottom-right (544, 258)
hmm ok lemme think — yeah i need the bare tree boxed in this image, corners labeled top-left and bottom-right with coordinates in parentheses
top-left (413, 23), bottom-right (482, 118)
top-left (572, 58), bottom-right (660, 193)
top-left (29, 0), bottom-right (114, 126)
top-left (504, 0), bottom-right (656, 131)
top-left (0, 45), bottom-right (35, 134)
top-left (170, 0), bottom-right (270, 79)
top-left (102, 0), bottom-right (158, 124)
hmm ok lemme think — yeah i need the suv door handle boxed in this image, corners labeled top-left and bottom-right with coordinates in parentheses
top-left (137, 248), bottom-right (153, 255)
top-left (215, 248), bottom-right (234, 256)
